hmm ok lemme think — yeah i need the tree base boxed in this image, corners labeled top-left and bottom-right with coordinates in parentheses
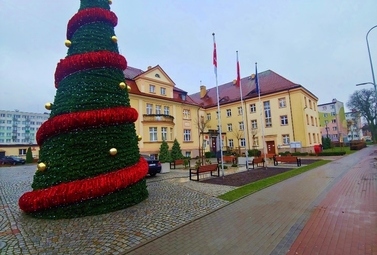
top-left (26, 179), bottom-right (148, 219)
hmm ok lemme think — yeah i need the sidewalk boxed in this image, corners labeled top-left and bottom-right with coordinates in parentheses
top-left (126, 147), bottom-right (377, 255)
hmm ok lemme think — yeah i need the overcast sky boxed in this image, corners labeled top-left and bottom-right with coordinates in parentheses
top-left (1, 0), bottom-right (377, 113)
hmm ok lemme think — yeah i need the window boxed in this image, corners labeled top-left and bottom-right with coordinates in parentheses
top-left (280, 115), bottom-right (288, 125)
top-left (308, 133), bottom-right (312, 144)
top-left (149, 127), bottom-right (157, 141)
top-left (183, 129), bottom-right (191, 141)
top-left (278, 98), bottom-right (286, 108)
top-left (228, 139), bottom-right (234, 148)
top-left (264, 101), bottom-right (272, 127)
top-left (226, 109), bottom-right (232, 117)
top-left (19, 149), bottom-right (27, 155)
top-left (185, 151), bottom-right (191, 158)
top-left (206, 113), bottom-right (211, 120)
top-left (170, 128), bottom-right (173, 140)
top-left (331, 105), bottom-right (335, 109)
top-left (309, 99), bottom-right (312, 109)
top-left (324, 113), bottom-right (328, 117)
top-left (240, 138), bottom-right (246, 147)
top-left (332, 126), bottom-right (337, 131)
top-left (250, 104), bottom-right (256, 113)
top-left (239, 121), bottom-right (244, 130)
top-left (237, 107), bottom-right (243, 115)
top-left (313, 133), bottom-right (316, 143)
top-left (164, 106), bottom-right (170, 115)
top-left (149, 85), bottom-right (155, 93)
top-left (304, 97), bottom-right (307, 107)
top-left (183, 109), bottom-right (191, 119)
top-left (311, 116), bottom-right (314, 126)
top-left (282, 134), bottom-right (290, 145)
top-left (306, 114), bottom-right (309, 125)
top-left (227, 123), bottom-right (233, 132)
top-left (156, 105), bottom-right (161, 114)
top-left (161, 127), bottom-right (167, 141)
top-left (251, 119), bottom-right (258, 129)
top-left (160, 87), bottom-right (166, 95)
top-left (315, 118), bottom-right (318, 127)
top-left (216, 111), bottom-right (219, 119)
top-left (331, 112), bottom-right (336, 116)
top-left (146, 103), bottom-right (153, 114)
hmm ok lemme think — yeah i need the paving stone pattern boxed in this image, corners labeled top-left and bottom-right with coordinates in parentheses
top-left (0, 167), bottom-right (230, 254)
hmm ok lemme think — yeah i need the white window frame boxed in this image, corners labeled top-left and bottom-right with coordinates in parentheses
top-left (149, 84), bottom-right (155, 93)
top-left (160, 87), bottom-right (166, 95)
top-left (226, 109), bottom-right (232, 117)
top-left (149, 127), bottom-right (158, 141)
top-left (161, 127), bottom-right (167, 141)
top-left (227, 123), bottom-right (233, 132)
top-left (280, 115), bottom-right (288, 125)
top-left (183, 129), bottom-right (191, 141)
top-left (250, 104), bottom-right (256, 113)
top-left (146, 103), bottom-right (153, 114)
top-left (282, 134), bottom-right (290, 145)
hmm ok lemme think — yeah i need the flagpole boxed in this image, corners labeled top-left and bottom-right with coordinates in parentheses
top-left (236, 51), bottom-right (249, 169)
top-left (255, 62), bottom-right (267, 165)
top-left (212, 33), bottom-right (225, 177)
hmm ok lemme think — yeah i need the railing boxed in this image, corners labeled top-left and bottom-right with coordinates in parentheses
top-left (142, 114), bottom-right (174, 123)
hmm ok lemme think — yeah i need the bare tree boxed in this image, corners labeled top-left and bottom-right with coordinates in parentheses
top-left (347, 88), bottom-right (377, 142)
top-left (232, 129), bottom-right (244, 155)
top-left (194, 116), bottom-right (210, 165)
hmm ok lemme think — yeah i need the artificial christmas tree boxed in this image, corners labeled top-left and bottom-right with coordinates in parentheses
top-left (18, 0), bottom-right (149, 219)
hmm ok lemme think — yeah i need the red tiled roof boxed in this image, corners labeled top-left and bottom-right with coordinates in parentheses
top-left (189, 70), bottom-right (305, 108)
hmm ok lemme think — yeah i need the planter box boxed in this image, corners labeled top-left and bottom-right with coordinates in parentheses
top-left (160, 162), bottom-right (170, 173)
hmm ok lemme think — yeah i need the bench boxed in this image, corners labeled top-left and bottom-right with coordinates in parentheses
top-left (189, 164), bottom-right (220, 181)
top-left (218, 155), bottom-right (237, 164)
top-left (273, 155), bottom-right (302, 166)
top-left (246, 157), bottom-right (265, 169)
top-left (170, 159), bottom-right (190, 169)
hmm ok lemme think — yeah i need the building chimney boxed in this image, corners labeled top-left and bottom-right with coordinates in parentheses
top-left (200, 85), bottom-right (207, 98)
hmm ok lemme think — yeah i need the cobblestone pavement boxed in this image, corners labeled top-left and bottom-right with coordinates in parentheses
top-left (0, 166), bottom-right (234, 254)
top-left (0, 154), bottom-right (350, 255)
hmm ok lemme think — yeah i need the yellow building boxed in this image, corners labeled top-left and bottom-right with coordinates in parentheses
top-left (189, 70), bottom-right (321, 156)
top-left (125, 65), bottom-right (202, 158)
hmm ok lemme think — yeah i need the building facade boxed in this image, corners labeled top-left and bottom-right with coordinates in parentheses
top-left (190, 70), bottom-right (322, 156)
top-left (0, 110), bottom-right (49, 158)
top-left (318, 99), bottom-right (347, 142)
top-left (345, 110), bottom-right (363, 141)
top-left (1, 67), bottom-right (322, 159)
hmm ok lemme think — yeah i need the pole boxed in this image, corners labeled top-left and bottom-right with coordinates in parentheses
top-left (236, 51), bottom-right (249, 169)
top-left (255, 62), bottom-right (267, 165)
top-left (366, 25), bottom-right (377, 97)
top-left (212, 33), bottom-right (225, 177)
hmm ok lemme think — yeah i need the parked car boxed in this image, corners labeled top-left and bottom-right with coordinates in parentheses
top-left (0, 156), bottom-right (26, 165)
top-left (141, 154), bottom-right (161, 177)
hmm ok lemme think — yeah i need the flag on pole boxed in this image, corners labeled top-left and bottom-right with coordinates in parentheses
top-left (255, 62), bottom-right (260, 96)
top-left (212, 33), bottom-right (217, 75)
top-left (236, 51), bottom-right (241, 87)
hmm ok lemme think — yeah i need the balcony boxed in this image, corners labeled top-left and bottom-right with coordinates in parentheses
top-left (142, 114), bottom-right (174, 123)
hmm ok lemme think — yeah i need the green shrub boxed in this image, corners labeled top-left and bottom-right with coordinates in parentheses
top-left (205, 151), bottom-right (215, 158)
top-left (26, 147), bottom-right (33, 164)
top-left (171, 139), bottom-right (184, 161)
top-left (158, 140), bottom-right (171, 163)
top-left (248, 149), bottom-right (261, 157)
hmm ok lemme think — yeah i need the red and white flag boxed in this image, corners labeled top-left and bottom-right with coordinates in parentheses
top-left (212, 33), bottom-right (217, 75)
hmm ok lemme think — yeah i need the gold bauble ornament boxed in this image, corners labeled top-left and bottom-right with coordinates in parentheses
top-left (45, 103), bottom-right (53, 110)
top-left (119, 82), bottom-right (126, 89)
top-left (137, 135), bottom-right (142, 141)
top-left (127, 85), bottom-right (131, 92)
top-left (109, 148), bottom-right (118, 156)
top-left (65, 40), bottom-right (71, 47)
top-left (111, 36), bottom-right (118, 43)
top-left (37, 163), bottom-right (46, 171)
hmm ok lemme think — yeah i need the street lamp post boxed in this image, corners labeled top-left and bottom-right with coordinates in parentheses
top-left (366, 25), bottom-right (377, 97)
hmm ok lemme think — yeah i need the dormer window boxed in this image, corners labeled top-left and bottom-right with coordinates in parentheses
top-left (149, 85), bottom-right (155, 93)
top-left (180, 94), bottom-right (186, 100)
top-left (155, 74), bottom-right (160, 78)
top-left (160, 87), bottom-right (166, 95)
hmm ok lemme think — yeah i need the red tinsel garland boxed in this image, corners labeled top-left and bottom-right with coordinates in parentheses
top-left (37, 106), bottom-right (138, 145)
top-left (19, 157), bottom-right (148, 213)
top-left (67, 8), bottom-right (118, 40)
top-left (54, 50), bottom-right (127, 88)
